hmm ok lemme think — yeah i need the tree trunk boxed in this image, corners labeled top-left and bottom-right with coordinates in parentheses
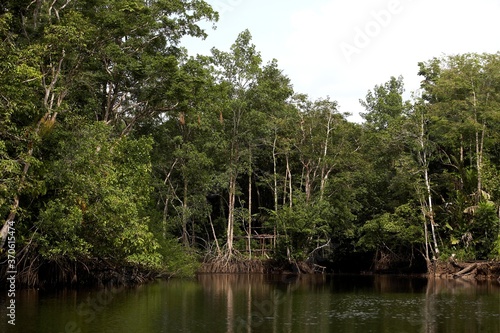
top-left (472, 88), bottom-right (484, 203)
top-left (182, 179), bottom-right (189, 247)
top-left (319, 111), bottom-right (334, 201)
top-left (418, 112), bottom-right (439, 259)
top-left (425, 167), bottom-right (439, 259)
top-left (208, 214), bottom-right (221, 256)
top-left (420, 196), bottom-right (430, 262)
top-left (286, 154), bottom-right (292, 208)
top-left (272, 132), bottom-right (278, 212)
top-left (476, 122), bottom-right (486, 202)
top-left (453, 263), bottom-right (477, 278)
top-left (163, 197), bottom-right (169, 238)
top-left (227, 173), bottom-right (237, 256)
top-left (304, 163), bottom-right (312, 203)
top-left (248, 155), bottom-right (252, 259)
top-left (282, 161), bottom-right (288, 207)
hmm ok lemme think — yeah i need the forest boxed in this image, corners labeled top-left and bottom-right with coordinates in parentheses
top-left (1, 0), bottom-right (500, 287)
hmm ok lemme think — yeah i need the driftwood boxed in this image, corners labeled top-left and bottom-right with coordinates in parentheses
top-left (453, 263), bottom-right (477, 279)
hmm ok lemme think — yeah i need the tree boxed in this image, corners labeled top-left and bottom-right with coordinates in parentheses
top-left (357, 203), bottom-right (423, 271)
top-left (210, 30), bottom-right (262, 256)
top-left (356, 76), bottom-right (424, 269)
top-left (294, 97), bottom-right (341, 202)
top-left (360, 76), bottom-right (407, 130)
top-left (418, 52), bottom-right (500, 259)
top-left (0, 4), bottom-right (96, 248)
top-left (400, 98), bottom-right (440, 263)
top-left (0, 0), bottom-right (219, 283)
top-left (358, 76), bottom-right (413, 219)
top-left (244, 59), bottom-right (294, 256)
top-left (37, 120), bottom-right (162, 268)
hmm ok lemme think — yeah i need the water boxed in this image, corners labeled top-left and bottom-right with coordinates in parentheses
top-left (1, 274), bottom-right (499, 333)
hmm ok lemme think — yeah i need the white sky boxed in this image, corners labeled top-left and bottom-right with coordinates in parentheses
top-left (182, 0), bottom-right (500, 122)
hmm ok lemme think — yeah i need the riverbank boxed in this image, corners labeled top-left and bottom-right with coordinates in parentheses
top-left (197, 257), bottom-right (323, 275)
top-left (0, 256), bottom-right (164, 289)
top-left (198, 256), bottom-right (500, 282)
top-left (3, 254), bottom-right (500, 290)
top-left (430, 259), bottom-right (500, 281)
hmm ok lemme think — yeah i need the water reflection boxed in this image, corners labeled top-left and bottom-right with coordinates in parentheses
top-left (0, 274), bottom-right (499, 333)
top-left (196, 274), bottom-right (330, 333)
top-left (196, 274), bottom-right (500, 333)
top-left (423, 277), bottom-right (500, 333)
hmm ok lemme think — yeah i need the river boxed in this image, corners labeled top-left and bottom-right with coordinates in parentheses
top-left (1, 274), bottom-right (499, 333)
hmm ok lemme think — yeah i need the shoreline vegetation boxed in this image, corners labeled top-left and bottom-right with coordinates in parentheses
top-left (2, 255), bottom-right (500, 289)
top-left (2, 1), bottom-right (500, 290)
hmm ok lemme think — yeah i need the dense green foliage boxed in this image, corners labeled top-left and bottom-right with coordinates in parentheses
top-left (1, 1), bottom-right (500, 284)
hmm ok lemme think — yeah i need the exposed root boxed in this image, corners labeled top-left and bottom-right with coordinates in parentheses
top-left (198, 250), bottom-right (323, 274)
top-left (1, 250), bottom-right (160, 289)
top-left (199, 252), bottom-right (266, 274)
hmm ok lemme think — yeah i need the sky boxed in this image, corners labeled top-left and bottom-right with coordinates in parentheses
top-left (181, 0), bottom-right (500, 122)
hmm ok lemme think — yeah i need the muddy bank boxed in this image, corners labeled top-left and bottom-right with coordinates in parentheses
top-left (429, 259), bottom-right (500, 281)
top-left (198, 256), bottom-right (500, 282)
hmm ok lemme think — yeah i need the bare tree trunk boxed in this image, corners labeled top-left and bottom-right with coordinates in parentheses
top-left (208, 214), bottom-right (221, 256)
top-left (417, 111), bottom-right (439, 259)
top-left (182, 179), bottom-right (189, 247)
top-left (425, 167), bottom-right (439, 258)
top-left (247, 153), bottom-right (252, 259)
top-left (286, 154), bottom-right (292, 208)
top-left (282, 170), bottom-right (288, 207)
top-left (460, 134), bottom-right (464, 165)
top-left (424, 207), bottom-right (430, 261)
top-left (272, 132), bottom-right (278, 212)
top-left (304, 163), bottom-right (312, 203)
top-left (319, 111), bottom-right (334, 201)
top-left (476, 121), bottom-right (486, 202)
top-left (227, 173), bottom-right (237, 256)
top-left (453, 263), bottom-right (477, 278)
top-left (163, 197), bottom-right (169, 238)
top-left (320, 164), bottom-right (334, 202)
top-left (472, 90), bottom-right (485, 203)
top-left (161, 159), bottom-right (178, 239)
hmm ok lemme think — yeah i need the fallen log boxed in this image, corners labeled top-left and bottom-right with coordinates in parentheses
top-left (453, 263), bottom-right (477, 279)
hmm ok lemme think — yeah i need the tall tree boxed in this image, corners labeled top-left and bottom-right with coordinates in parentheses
top-left (360, 75), bottom-right (407, 130)
top-left (0, 0), bottom-right (218, 281)
top-left (401, 99), bottom-right (440, 263)
top-left (418, 52), bottom-right (500, 259)
top-left (210, 30), bottom-right (262, 256)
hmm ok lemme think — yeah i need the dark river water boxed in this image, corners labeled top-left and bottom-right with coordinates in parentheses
top-left (1, 274), bottom-right (499, 333)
